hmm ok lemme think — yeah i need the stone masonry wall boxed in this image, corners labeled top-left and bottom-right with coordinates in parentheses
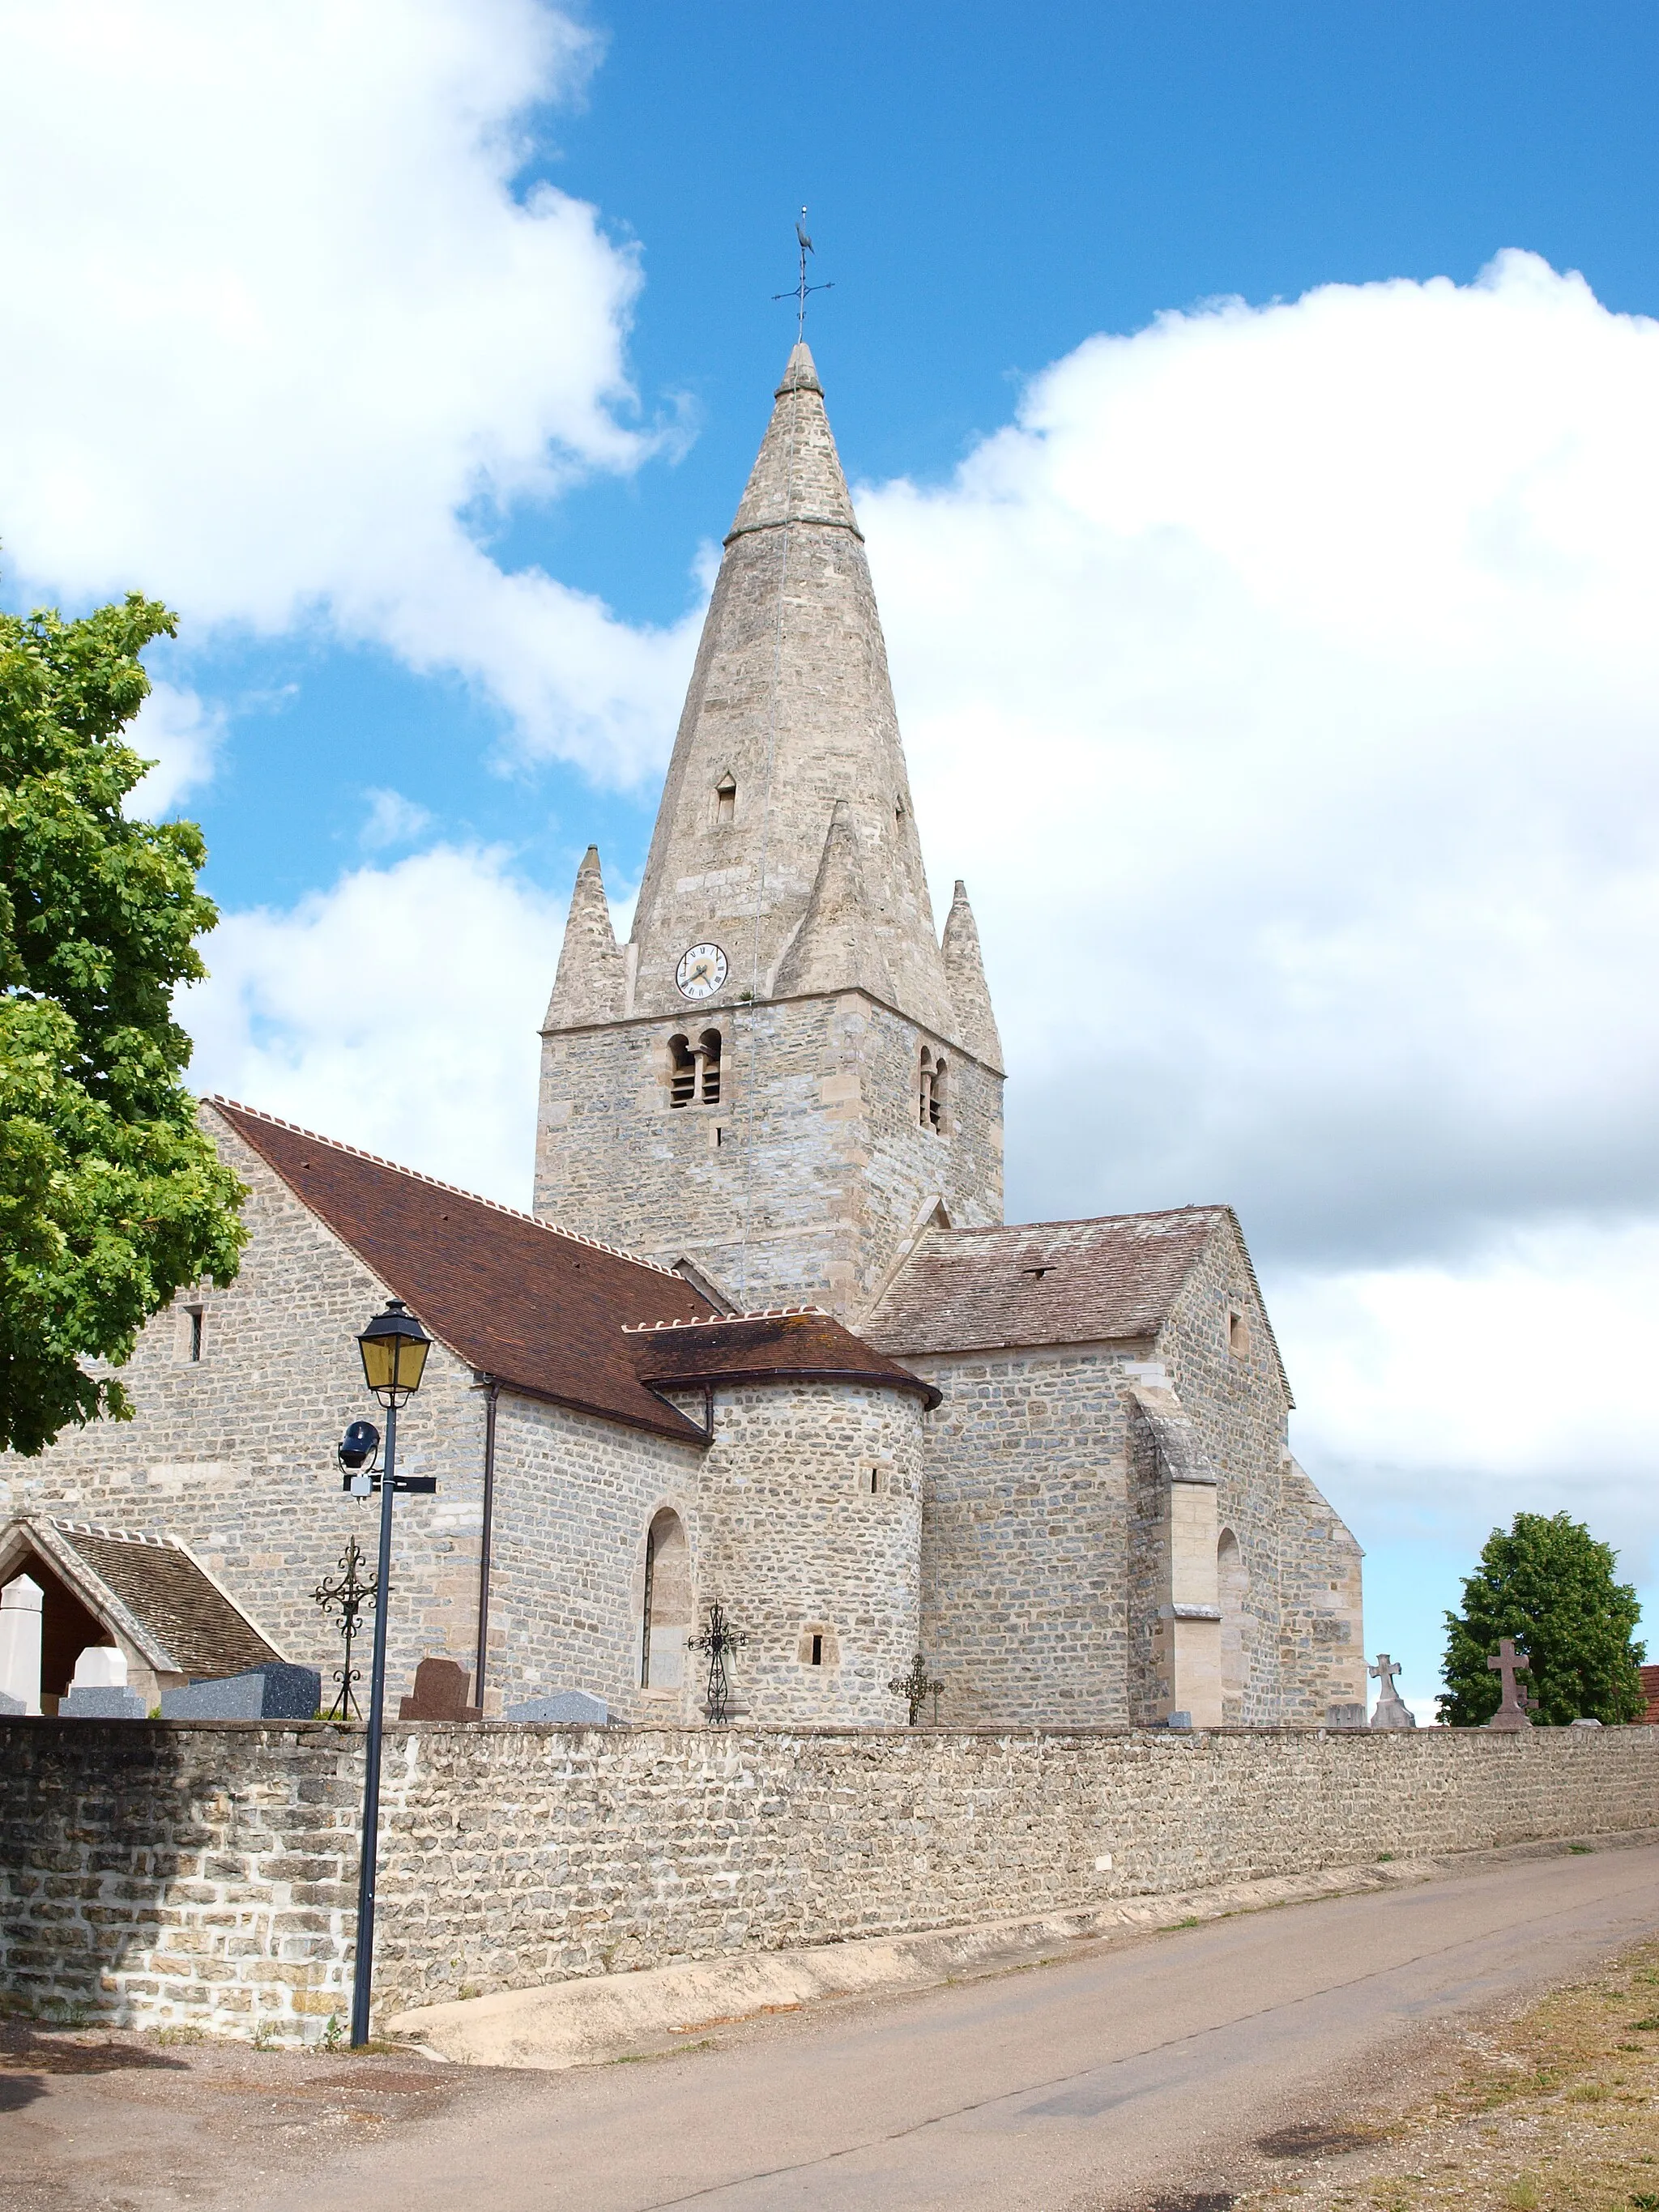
top-left (2, 1720), bottom-right (1654, 2040)
top-left (683, 1380), bottom-right (924, 1726)
top-left (481, 1392), bottom-right (702, 1723)
top-left (535, 991), bottom-right (1001, 1319)
top-left (1, 1119), bottom-right (489, 1705)
top-left (912, 1345), bottom-right (1137, 1728)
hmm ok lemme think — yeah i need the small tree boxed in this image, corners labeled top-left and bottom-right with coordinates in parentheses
top-left (1439, 1511), bottom-right (1646, 1726)
top-left (0, 590), bottom-right (245, 1455)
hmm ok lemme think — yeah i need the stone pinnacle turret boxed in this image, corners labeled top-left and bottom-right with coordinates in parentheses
top-left (544, 846), bottom-right (625, 1028)
top-left (774, 798), bottom-right (897, 1002)
top-left (940, 882), bottom-right (1004, 1073)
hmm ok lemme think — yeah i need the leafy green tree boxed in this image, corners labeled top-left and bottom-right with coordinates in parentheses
top-left (1439, 1511), bottom-right (1646, 1725)
top-left (0, 590), bottom-right (245, 1455)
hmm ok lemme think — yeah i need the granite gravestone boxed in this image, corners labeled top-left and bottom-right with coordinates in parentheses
top-left (160, 1663), bottom-right (322, 1720)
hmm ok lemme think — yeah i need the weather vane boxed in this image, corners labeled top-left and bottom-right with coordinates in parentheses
top-left (773, 207), bottom-right (834, 341)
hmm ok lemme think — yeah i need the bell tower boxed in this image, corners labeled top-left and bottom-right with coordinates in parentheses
top-left (533, 342), bottom-right (1004, 1319)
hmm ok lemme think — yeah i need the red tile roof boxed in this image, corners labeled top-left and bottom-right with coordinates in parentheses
top-left (1640, 1664), bottom-right (1659, 1724)
top-left (207, 1100), bottom-right (714, 1442)
top-left (861, 1208), bottom-right (1227, 1359)
top-left (629, 1309), bottom-right (941, 1411)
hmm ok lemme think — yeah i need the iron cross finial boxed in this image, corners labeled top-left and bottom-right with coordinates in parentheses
top-left (773, 207), bottom-right (834, 341)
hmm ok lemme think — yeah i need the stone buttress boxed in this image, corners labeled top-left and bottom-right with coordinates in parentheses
top-left (535, 342), bottom-right (1004, 1319)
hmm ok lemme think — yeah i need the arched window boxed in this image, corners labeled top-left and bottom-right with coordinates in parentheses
top-left (715, 773), bottom-right (736, 825)
top-left (641, 1509), bottom-right (691, 1690)
top-left (668, 1030), bottom-right (723, 1109)
top-left (668, 1034), bottom-right (695, 1107)
top-left (1218, 1528), bottom-right (1250, 1711)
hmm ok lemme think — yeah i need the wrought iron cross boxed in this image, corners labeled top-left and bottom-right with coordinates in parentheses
top-left (689, 1600), bottom-right (748, 1726)
top-left (890, 1652), bottom-right (944, 1727)
top-left (1486, 1636), bottom-right (1533, 1729)
top-left (313, 1535), bottom-right (377, 1722)
top-left (772, 208), bottom-right (834, 341)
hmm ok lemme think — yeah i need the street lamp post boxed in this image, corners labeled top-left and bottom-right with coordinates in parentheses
top-left (346, 1297), bottom-right (431, 2049)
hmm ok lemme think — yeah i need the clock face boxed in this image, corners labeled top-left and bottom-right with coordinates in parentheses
top-left (676, 942), bottom-right (728, 1000)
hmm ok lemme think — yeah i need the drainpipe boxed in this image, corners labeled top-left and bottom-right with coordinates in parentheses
top-left (474, 1375), bottom-right (501, 1706)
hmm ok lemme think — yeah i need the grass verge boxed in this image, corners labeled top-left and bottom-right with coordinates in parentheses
top-left (1244, 1937), bottom-right (1659, 2212)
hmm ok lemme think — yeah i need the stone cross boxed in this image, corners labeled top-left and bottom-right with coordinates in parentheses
top-left (1368, 1652), bottom-right (1415, 1730)
top-left (1486, 1637), bottom-right (1533, 1730)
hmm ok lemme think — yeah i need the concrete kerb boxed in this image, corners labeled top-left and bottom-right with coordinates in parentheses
top-left (384, 1826), bottom-right (1659, 2071)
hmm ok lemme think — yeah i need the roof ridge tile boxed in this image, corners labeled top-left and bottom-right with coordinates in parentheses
top-left (621, 1305), bottom-right (829, 1333)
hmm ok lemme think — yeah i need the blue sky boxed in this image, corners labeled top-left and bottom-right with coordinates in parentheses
top-left (159, 2), bottom-right (1659, 917)
top-left (3, 1), bottom-right (1657, 1711)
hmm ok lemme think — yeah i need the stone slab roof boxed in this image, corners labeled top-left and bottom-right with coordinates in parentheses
top-left (628, 1309), bottom-right (940, 1411)
top-left (208, 1100), bottom-right (715, 1443)
top-left (859, 1208), bottom-right (1229, 1359)
top-left (4, 1517), bottom-right (281, 1680)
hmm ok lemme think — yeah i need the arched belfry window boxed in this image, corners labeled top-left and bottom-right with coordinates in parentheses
top-left (919, 1049), bottom-right (947, 1133)
top-left (699, 1029), bottom-right (722, 1105)
top-left (641, 1509), bottom-right (691, 1690)
top-left (715, 773), bottom-right (736, 826)
top-left (668, 1034), bottom-right (695, 1107)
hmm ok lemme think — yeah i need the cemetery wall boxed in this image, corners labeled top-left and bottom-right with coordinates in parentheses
top-left (2, 1717), bottom-right (1654, 2042)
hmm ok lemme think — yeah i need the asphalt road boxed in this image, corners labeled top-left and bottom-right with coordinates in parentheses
top-left (249, 1839), bottom-right (1659, 2212)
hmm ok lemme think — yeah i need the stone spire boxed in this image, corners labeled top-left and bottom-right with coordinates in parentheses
top-left (774, 798), bottom-right (896, 1002)
top-left (620, 340), bottom-right (964, 1046)
top-left (544, 846), bottom-right (625, 1028)
top-left (940, 881), bottom-right (1003, 1072)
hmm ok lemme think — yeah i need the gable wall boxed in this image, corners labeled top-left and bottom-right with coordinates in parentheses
top-left (0, 1124), bottom-right (488, 1705)
top-left (1156, 1217), bottom-right (1364, 1723)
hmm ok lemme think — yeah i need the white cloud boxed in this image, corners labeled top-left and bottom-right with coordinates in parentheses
top-left (855, 252), bottom-right (1659, 1662)
top-left (865, 252), bottom-right (1659, 1271)
top-left (361, 788), bottom-right (435, 851)
top-left (0, 0), bottom-right (698, 782)
top-left (127, 681), bottom-right (224, 812)
top-left (183, 844), bottom-right (560, 1206)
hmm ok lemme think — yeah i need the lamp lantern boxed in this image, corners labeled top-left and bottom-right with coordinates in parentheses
top-left (356, 1298), bottom-right (431, 1404)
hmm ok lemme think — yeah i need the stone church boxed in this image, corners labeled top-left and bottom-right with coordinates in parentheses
top-left (0, 343), bottom-right (1364, 1731)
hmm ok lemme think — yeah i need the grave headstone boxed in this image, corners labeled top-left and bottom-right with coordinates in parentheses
top-left (1368, 1653), bottom-right (1417, 1730)
top-left (505, 1690), bottom-right (609, 1724)
top-left (160, 1663), bottom-right (322, 1720)
top-left (398, 1656), bottom-right (481, 1722)
top-left (1325, 1703), bottom-right (1368, 1728)
top-left (1485, 1638), bottom-right (1533, 1731)
top-left (62, 1644), bottom-right (147, 1719)
top-left (0, 1689), bottom-right (25, 1715)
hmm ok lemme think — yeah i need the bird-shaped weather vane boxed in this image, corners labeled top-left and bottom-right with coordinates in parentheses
top-left (773, 207), bottom-right (834, 341)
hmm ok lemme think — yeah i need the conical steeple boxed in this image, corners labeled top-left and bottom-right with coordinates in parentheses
top-left (774, 798), bottom-right (896, 1002)
top-left (621, 340), bottom-right (959, 1043)
top-left (544, 846), bottom-right (625, 1027)
top-left (940, 881), bottom-right (1003, 1072)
